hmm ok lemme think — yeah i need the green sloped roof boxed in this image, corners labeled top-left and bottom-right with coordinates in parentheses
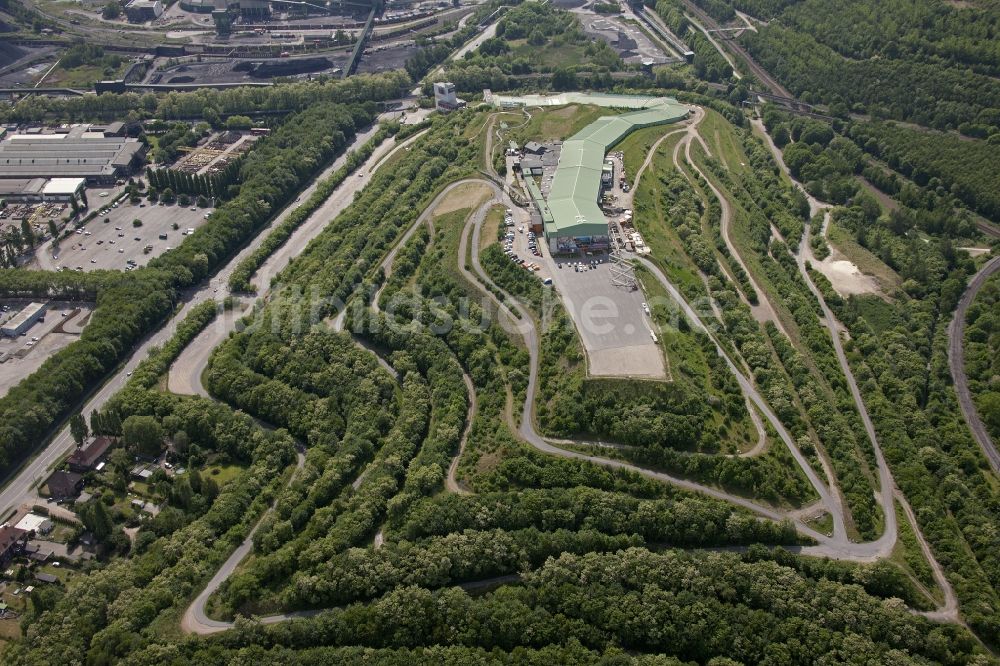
top-left (547, 197), bottom-right (608, 238)
top-left (523, 176), bottom-right (554, 224)
top-left (543, 98), bottom-right (689, 238)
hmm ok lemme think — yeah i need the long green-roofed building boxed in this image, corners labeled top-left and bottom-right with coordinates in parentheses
top-left (500, 93), bottom-right (688, 254)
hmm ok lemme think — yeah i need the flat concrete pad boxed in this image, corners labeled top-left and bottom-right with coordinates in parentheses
top-left (546, 257), bottom-right (666, 379)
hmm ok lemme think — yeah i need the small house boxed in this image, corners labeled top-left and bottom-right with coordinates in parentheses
top-left (45, 471), bottom-right (84, 501)
top-left (67, 436), bottom-right (114, 473)
top-left (15, 513), bottom-right (52, 536)
top-left (0, 526), bottom-right (27, 566)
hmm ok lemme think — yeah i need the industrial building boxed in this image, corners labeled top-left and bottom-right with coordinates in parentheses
top-left (124, 0), bottom-right (164, 21)
top-left (0, 177), bottom-right (46, 203)
top-left (515, 143), bottom-right (558, 177)
top-left (433, 82), bottom-right (464, 112)
top-left (524, 99), bottom-right (688, 255)
top-left (0, 125), bottom-right (146, 184)
top-left (1, 302), bottom-right (46, 338)
top-left (43, 178), bottom-right (87, 203)
top-left (0, 176), bottom-right (86, 204)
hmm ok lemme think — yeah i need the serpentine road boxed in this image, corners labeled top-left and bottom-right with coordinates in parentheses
top-left (0, 114), bottom-right (435, 522)
top-left (456, 183), bottom-right (842, 542)
top-left (947, 255), bottom-right (1000, 473)
top-left (178, 120), bottom-right (964, 631)
top-left (180, 451), bottom-right (308, 634)
top-left (460, 182), bottom-right (960, 625)
top-left (168, 124), bottom-right (431, 397)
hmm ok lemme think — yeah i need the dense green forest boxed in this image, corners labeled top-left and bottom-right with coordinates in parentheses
top-left (0, 0), bottom-right (999, 660)
top-left (654, 0), bottom-right (734, 83)
top-left (727, 0), bottom-right (1000, 131)
top-left (964, 272), bottom-right (1000, 441)
top-left (433, 2), bottom-right (624, 92)
top-left (0, 95), bottom-right (395, 483)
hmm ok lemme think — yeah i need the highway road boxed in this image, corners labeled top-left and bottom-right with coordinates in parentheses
top-left (947, 255), bottom-right (1000, 473)
top-left (0, 116), bottom-right (406, 520)
top-left (422, 13), bottom-right (501, 84)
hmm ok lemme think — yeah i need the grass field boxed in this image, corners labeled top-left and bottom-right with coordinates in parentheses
top-left (509, 39), bottom-right (593, 72)
top-left (511, 104), bottom-right (620, 144)
top-left (700, 109), bottom-right (752, 178)
top-left (416, 206), bottom-right (481, 300)
top-left (480, 205), bottom-right (506, 252)
top-left (629, 133), bottom-right (708, 301)
top-left (433, 182), bottom-right (492, 219)
top-left (637, 268), bottom-right (762, 456)
top-left (806, 512), bottom-right (834, 537)
top-left (615, 123), bottom-right (684, 180)
top-left (889, 502), bottom-right (943, 608)
top-left (204, 463), bottom-right (245, 487)
top-left (46, 60), bottom-right (128, 88)
top-left (36, 563), bottom-right (73, 584)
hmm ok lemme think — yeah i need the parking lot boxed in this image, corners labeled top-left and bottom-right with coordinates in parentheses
top-left (42, 198), bottom-right (214, 273)
top-left (501, 210), bottom-right (552, 281)
top-left (0, 302), bottom-right (94, 398)
top-left (543, 251), bottom-right (666, 379)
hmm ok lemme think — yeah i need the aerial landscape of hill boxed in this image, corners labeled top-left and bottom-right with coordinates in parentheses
top-left (0, 0), bottom-right (997, 663)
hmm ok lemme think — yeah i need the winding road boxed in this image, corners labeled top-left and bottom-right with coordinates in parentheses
top-left (168, 121), bottom-right (431, 396)
top-left (0, 115), bottom-right (436, 523)
top-left (947, 255), bottom-right (1000, 473)
top-left (445, 368), bottom-right (477, 495)
top-left (752, 119), bottom-right (958, 616)
top-left (181, 451), bottom-right (307, 635)
top-left (174, 110), bottom-right (964, 634)
top-left (454, 181), bottom-right (842, 543)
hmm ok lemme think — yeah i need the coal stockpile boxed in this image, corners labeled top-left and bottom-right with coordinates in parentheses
top-left (0, 42), bottom-right (26, 67)
top-left (249, 57), bottom-right (333, 78)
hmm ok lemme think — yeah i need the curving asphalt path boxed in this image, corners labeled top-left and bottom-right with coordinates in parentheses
top-left (182, 451), bottom-right (306, 635)
top-left (756, 127), bottom-right (957, 614)
top-left (0, 117), bottom-right (416, 522)
top-left (947, 255), bottom-right (1000, 473)
top-left (445, 368), bottom-right (477, 495)
top-left (682, 110), bottom-right (790, 337)
top-left (796, 212), bottom-right (898, 560)
top-left (455, 180), bottom-right (841, 542)
top-left (177, 114), bottom-right (966, 634)
top-left (168, 122), bottom-right (431, 396)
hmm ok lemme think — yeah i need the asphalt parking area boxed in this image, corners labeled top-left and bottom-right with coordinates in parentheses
top-left (500, 214), bottom-right (551, 281)
top-left (51, 200), bottom-right (214, 273)
top-left (0, 302), bottom-right (94, 398)
top-left (544, 254), bottom-right (666, 379)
